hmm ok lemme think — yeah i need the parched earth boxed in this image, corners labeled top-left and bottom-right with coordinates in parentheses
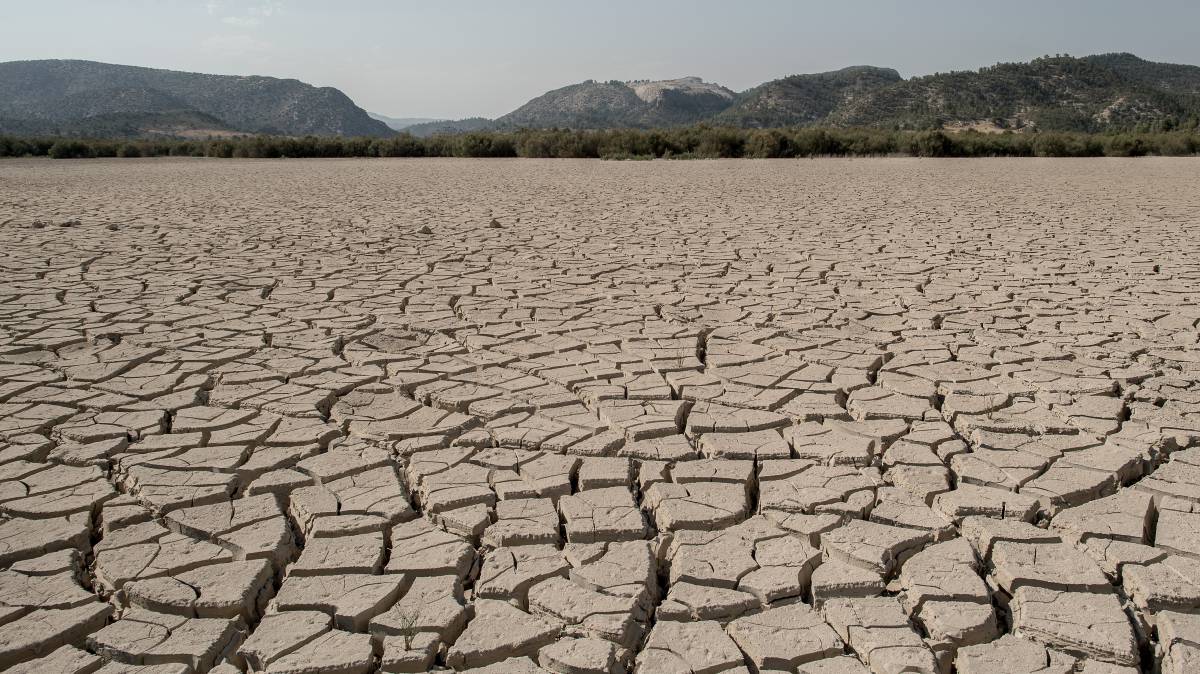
top-left (1, 157), bottom-right (1199, 673)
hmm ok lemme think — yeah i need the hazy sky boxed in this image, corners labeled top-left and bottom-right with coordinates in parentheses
top-left (3, 0), bottom-right (1200, 119)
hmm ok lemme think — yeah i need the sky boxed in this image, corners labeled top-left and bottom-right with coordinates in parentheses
top-left (3, 0), bottom-right (1200, 120)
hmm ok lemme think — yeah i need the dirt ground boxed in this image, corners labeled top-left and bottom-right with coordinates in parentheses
top-left (2, 157), bottom-right (1199, 673)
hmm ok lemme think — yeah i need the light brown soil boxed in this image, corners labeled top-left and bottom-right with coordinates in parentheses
top-left (1, 157), bottom-right (1198, 673)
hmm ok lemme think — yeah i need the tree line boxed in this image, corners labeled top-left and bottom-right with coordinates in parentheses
top-left (2, 127), bottom-right (1198, 160)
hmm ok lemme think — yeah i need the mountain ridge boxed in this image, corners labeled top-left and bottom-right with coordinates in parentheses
top-left (486, 54), bottom-right (1200, 133)
top-left (493, 76), bottom-right (736, 130)
top-left (367, 113), bottom-right (444, 131)
top-left (0, 59), bottom-right (394, 137)
top-left (3, 53), bottom-right (1199, 138)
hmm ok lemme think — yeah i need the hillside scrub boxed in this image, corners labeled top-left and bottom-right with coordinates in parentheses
top-left (2, 127), bottom-right (1198, 160)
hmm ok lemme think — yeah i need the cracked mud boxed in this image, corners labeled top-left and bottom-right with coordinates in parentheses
top-left (1, 157), bottom-right (1199, 673)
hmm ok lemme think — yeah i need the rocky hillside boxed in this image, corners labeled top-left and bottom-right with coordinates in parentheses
top-left (488, 54), bottom-right (1200, 132)
top-left (0, 60), bottom-right (394, 137)
top-left (403, 117), bottom-right (495, 137)
top-left (495, 77), bottom-right (735, 129)
top-left (1083, 53), bottom-right (1200, 95)
top-left (821, 55), bottom-right (1200, 131)
top-left (4, 54), bottom-right (1197, 138)
top-left (716, 66), bottom-right (903, 128)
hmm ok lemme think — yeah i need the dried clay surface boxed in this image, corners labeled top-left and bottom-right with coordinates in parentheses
top-left (1, 156), bottom-right (1199, 673)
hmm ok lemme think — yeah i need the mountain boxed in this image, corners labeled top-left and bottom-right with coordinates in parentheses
top-left (4, 54), bottom-right (1198, 139)
top-left (495, 77), bottom-right (735, 129)
top-left (823, 55), bottom-right (1200, 131)
top-left (1083, 53), bottom-right (1200, 95)
top-left (403, 117), bottom-right (494, 137)
top-left (716, 66), bottom-right (903, 127)
top-left (0, 60), bottom-right (394, 137)
top-left (483, 54), bottom-right (1200, 133)
top-left (368, 113), bottom-right (444, 131)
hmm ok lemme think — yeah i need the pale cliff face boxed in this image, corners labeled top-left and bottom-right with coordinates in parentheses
top-left (629, 77), bottom-right (736, 105)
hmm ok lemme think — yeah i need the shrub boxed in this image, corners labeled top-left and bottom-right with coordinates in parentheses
top-left (4, 126), bottom-right (1196, 161)
top-left (47, 140), bottom-right (93, 159)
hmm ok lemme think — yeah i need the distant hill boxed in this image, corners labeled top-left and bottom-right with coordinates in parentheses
top-left (402, 117), bottom-right (495, 137)
top-left (1083, 53), bottom-right (1200, 95)
top-left (484, 54), bottom-right (1200, 133)
top-left (367, 113), bottom-right (444, 131)
top-left (0, 60), bottom-right (394, 137)
top-left (495, 77), bottom-right (735, 129)
top-left (822, 55), bottom-right (1200, 131)
top-left (4, 54), bottom-right (1199, 139)
top-left (716, 66), bottom-right (903, 127)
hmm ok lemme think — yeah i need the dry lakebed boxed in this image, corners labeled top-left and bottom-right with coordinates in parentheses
top-left (1, 157), bottom-right (1199, 673)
